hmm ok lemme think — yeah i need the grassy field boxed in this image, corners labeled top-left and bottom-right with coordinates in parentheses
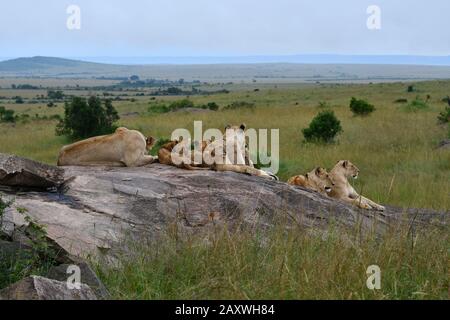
top-left (95, 221), bottom-right (448, 300)
top-left (1, 80), bottom-right (449, 211)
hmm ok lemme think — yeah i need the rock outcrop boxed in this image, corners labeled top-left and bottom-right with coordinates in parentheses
top-left (0, 153), bottom-right (447, 262)
top-left (0, 276), bottom-right (97, 300)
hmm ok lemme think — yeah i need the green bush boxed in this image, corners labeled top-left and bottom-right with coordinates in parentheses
top-left (56, 96), bottom-right (119, 140)
top-left (148, 102), bottom-right (169, 114)
top-left (0, 107), bottom-right (16, 123)
top-left (302, 110), bottom-right (343, 143)
top-left (438, 106), bottom-right (450, 124)
top-left (223, 101), bottom-right (255, 110)
top-left (206, 102), bottom-right (219, 111)
top-left (349, 97), bottom-right (375, 116)
top-left (403, 96), bottom-right (429, 112)
top-left (407, 85), bottom-right (415, 92)
top-left (168, 99), bottom-right (194, 111)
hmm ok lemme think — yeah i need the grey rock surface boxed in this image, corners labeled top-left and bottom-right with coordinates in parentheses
top-left (0, 276), bottom-right (97, 300)
top-left (0, 153), bottom-right (447, 262)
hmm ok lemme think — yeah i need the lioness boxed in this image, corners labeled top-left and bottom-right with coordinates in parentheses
top-left (57, 127), bottom-right (156, 167)
top-left (158, 139), bottom-right (210, 170)
top-left (205, 124), bottom-right (278, 180)
top-left (328, 160), bottom-right (385, 211)
top-left (287, 167), bottom-right (334, 195)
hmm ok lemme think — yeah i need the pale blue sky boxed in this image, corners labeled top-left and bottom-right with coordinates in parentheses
top-left (0, 0), bottom-right (448, 58)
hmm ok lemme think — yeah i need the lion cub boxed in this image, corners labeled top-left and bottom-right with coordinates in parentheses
top-left (328, 160), bottom-right (385, 211)
top-left (288, 167), bottom-right (335, 195)
top-left (57, 127), bottom-right (156, 167)
top-left (158, 139), bottom-right (210, 170)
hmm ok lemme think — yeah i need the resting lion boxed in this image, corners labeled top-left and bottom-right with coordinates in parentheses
top-left (205, 124), bottom-right (278, 180)
top-left (57, 127), bottom-right (156, 167)
top-left (158, 139), bottom-right (210, 170)
top-left (328, 160), bottom-right (385, 211)
top-left (287, 167), bottom-right (334, 195)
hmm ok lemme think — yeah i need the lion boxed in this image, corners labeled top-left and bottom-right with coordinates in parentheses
top-left (328, 160), bottom-right (385, 211)
top-left (205, 124), bottom-right (278, 180)
top-left (157, 139), bottom-right (210, 170)
top-left (287, 167), bottom-right (335, 195)
top-left (57, 127), bottom-right (157, 167)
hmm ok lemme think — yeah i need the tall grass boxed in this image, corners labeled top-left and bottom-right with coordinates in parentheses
top-left (94, 221), bottom-right (449, 300)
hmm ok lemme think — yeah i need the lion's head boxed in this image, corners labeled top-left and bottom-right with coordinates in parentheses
top-left (307, 167), bottom-right (335, 193)
top-left (145, 136), bottom-right (157, 150)
top-left (334, 160), bottom-right (360, 179)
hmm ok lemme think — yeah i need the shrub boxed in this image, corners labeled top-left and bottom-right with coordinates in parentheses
top-left (15, 96), bottom-right (24, 104)
top-left (56, 96), bottom-right (119, 140)
top-left (438, 106), bottom-right (450, 124)
top-left (302, 110), bottom-right (343, 143)
top-left (148, 102), bottom-right (169, 114)
top-left (206, 102), bottom-right (219, 111)
top-left (168, 99), bottom-right (194, 111)
top-left (394, 98), bottom-right (408, 103)
top-left (223, 101), bottom-right (255, 110)
top-left (47, 90), bottom-right (64, 100)
top-left (0, 107), bottom-right (16, 123)
top-left (407, 85), bottom-right (415, 92)
top-left (349, 97), bottom-right (375, 116)
top-left (403, 96), bottom-right (429, 112)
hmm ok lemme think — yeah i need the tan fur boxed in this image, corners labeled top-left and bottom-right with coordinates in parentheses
top-left (57, 127), bottom-right (156, 167)
top-left (328, 160), bottom-right (385, 211)
top-left (157, 139), bottom-right (210, 170)
top-left (207, 124), bottom-right (277, 180)
top-left (288, 167), bottom-right (334, 195)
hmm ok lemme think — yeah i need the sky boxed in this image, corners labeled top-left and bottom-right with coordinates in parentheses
top-left (0, 0), bottom-right (448, 59)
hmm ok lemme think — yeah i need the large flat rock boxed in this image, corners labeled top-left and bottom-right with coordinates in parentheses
top-left (0, 154), bottom-right (447, 262)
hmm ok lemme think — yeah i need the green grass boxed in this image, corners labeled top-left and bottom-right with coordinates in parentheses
top-left (94, 221), bottom-right (449, 299)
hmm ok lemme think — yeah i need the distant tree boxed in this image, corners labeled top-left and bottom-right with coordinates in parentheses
top-left (56, 96), bottom-right (119, 140)
top-left (167, 87), bottom-right (183, 95)
top-left (0, 107), bottom-right (15, 123)
top-left (47, 90), bottom-right (64, 100)
top-left (14, 96), bottom-right (24, 104)
top-left (302, 110), bottom-right (343, 143)
top-left (407, 85), bottom-right (415, 93)
top-left (168, 99), bottom-right (194, 111)
top-left (206, 102), bottom-right (219, 111)
top-left (130, 75), bottom-right (140, 81)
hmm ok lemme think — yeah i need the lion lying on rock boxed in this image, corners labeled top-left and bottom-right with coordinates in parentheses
top-left (57, 127), bottom-right (157, 167)
top-left (287, 167), bottom-right (334, 195)
top-left (328, 160), bottom-right (385, 211)
top-left (157, 124), bottom-right (277, 180)
top-left (158, 139), bottom-right (210, 170)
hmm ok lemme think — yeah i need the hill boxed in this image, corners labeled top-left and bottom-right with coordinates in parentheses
top-left (1, 56), bottom-right (450, 82)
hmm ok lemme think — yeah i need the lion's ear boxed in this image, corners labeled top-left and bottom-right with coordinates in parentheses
top-left (315, 167), bottom-right (321, 175)
top-left (225, 124), bottom-right (231, 130)
top-left (342, 160), bottom-right (348, 168)
top-left (240, 123), bottom-right (246, 131)
top-left (305, 173), bottom-right (309, 179)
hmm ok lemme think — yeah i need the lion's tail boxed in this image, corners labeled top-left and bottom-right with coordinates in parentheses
top-left (287, 175), bottom-right (306, 186)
